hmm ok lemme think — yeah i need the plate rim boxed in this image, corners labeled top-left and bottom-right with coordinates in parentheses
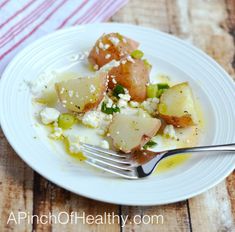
top-left (0, 22), bottom-right (235, 206)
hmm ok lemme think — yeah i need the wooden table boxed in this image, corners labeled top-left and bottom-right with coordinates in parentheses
top-left (1, 0), bottom-right (235, 231)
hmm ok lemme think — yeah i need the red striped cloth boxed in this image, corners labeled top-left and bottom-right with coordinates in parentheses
top-left (0, 0), bottom-right (128, 75)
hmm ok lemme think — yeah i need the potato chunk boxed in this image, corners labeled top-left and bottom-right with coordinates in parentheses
top-left (158, 82), bottom-right (198, 127)
top-left (108, 59), bottom-right (150, 102)
top-left (88, 33), bottom-right (139, 69)
top-left (55, 73), bottom-right (107, 113)
top-left (109, 114), bottom-right (161, 153)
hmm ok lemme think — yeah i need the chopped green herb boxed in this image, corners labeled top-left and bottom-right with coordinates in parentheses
top-left (156, 89), bottom-right (165, 98)
top-left (131, 50), bottom-right (144, 59)
top-left (143, 59), bottom-right (152, 69)
top-left (143, 140), bottom-right (157, 149)
top-left (156, 83), bottom-right (169, 97)
top-left (113, 84), bottom-right (125, 98)
top-left (157, 83), bottom-right (170, 90)
top-left (101, 102), bottom-right (120, 115)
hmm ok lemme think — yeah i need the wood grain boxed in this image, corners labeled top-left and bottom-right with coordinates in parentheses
top-left (112, 0), bottom-right (235, 231)
top-left (112, 1), bottom-right (192, 231)
top-left (0, 0), bottom-right (235, 231)
top-left (32, 174), bottom-right (120, 232)
top-left (0, 129), bottom-right (33, 232)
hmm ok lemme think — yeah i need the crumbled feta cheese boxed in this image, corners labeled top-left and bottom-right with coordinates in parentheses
top-left (117, 99), bottom-right (128, 108)
top-left (40, 107), bottom-right (60, 125)
top-left (126, 55), bottom-right (135, 63)
top-left (116, 91), bottom-right (131, 109)
top-left (98, 41), bottom-right (110, 51)
top-left (82, 111), bottom-right (102, 128)
top-left (93, 64), bottom-right (99, 70)
top-left (82, 111), bottom-right (112, 135)
top-left (109, 36), bottom-right (120, 46)
top-left (98, 114), bottom-right (113, 135)
top-left (95, 46), bottom-right (99, 54)
top-left (49, 127), bottom-right (63, 139)
top-left (65, 134), bottom-right (81, 154)
top-left (140, 98), bottom-right (159, 115)
top-left (124, 88), bottom-right (129, 94)
top-left (99, 140), bottom-right (110, 149)
top-left (89, 84), bottom-right (96, 93)
top-left (105, 54), bottom-right (111, 59)
top-left (121, 60), bottom-right (127, 64)
top-left (106, 97), bottom-right (113, 108)
top-left (104, 44), bottom-right (110, 50)
top-left (118, 93), bottom-right (131, 101)
top-left (130, 101), bottom-right (139, 108)
top-left (163, 125), bottom-right (177, 139)
top-left (98, 41), bottom-right (104, 49)
top-left (98, 60), bottom-right (120, 73)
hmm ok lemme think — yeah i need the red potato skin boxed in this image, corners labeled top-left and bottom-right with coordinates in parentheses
top-left (129, 119), bottom-right (161, 153)
top-left (88, 33), bottom-right (139, 69)
top-left (108, 59), bottom-right (151, 102)
top-left (159, 113), bottom-right (194, 128)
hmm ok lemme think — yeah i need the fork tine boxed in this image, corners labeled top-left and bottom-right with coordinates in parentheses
top-left (81, 147), bottom-right (132, 165)
top-left (81, 143), bottom-right (129, 158)
top-left (83, 152), bottom-right (134, 171)
top-left (85, 159), bottom-right (138, 179)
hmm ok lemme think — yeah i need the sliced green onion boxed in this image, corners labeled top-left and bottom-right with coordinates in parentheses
top-left (101, 102), bottom-right (120, 115)
top-left (143, 140), bottom-right (157, 149)
top-left (156, 89), bottom-right (165, 98)
top-left (116, 33), bottom-right (124, 40)
top-left (147, 84), bottom-right (158, 98)
top-left (113, 84), bottom-right (125, 98)
top-left (143, 59), bottom-right (152, 69)
top-left (58, 113), bottom-right (75, 129)
top-left (131, 50), bottom-right (144, 59)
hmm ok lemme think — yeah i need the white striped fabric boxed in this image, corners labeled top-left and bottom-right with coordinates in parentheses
top-left (0, 0), bottom-right (128, 75)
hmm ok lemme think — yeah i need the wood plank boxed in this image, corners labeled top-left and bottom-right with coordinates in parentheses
top-left (112, 0), bottom-right (235, 231)
top-left (33, 174), bottom-right (120, 232)
top-left (171, 0), bottom-right (235, 231)
top-left (112, 1), bottom-right (192, 231)
top-left (120, 202), bottom-right (191, 232)
top-left (0, 129), bottom-right (34, 232)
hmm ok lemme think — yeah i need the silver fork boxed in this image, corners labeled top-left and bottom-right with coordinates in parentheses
top-left (80, 143), bottom-right (235, 179)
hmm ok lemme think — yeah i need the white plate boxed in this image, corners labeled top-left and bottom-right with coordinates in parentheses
top-left (0, 23), bottom-right (235, 206)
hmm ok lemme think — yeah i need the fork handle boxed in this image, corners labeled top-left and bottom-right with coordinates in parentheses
top-left (166, 143), bottom-right (235, 156)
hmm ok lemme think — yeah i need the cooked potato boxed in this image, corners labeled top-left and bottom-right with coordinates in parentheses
top-left (88, 33), bottom-right (139, 69)
top-left (55, 72), bottom-right (107, 113)
top-left (109, 114), bottom-right (161, 153)
top-left (108, 59), bottom-right (150, 102)
top-left (158, 82), bottom-right (198, 127)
